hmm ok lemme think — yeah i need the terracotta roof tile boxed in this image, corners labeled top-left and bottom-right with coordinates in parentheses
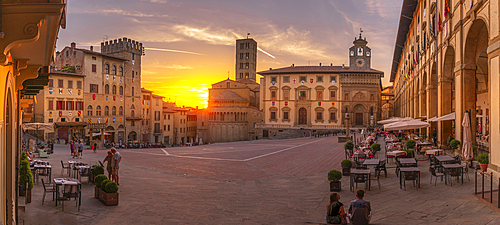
top-left (211, 91), bottom-right (248, 102)
top-left (257, 66), bottom-right (384, 75)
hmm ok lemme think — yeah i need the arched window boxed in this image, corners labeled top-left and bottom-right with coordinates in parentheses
top-left (131, 110), bottom-right (135, 117)
top-left (104, 106), bottom-right (109, 116)
top-left (132, 70), bottom-right (135, 78)
top-left (87, 105), bottom-right (93, 116)
top-left (112, 65), bottom-right (117, 75)
top-left (119, 86), bottom-right (123, 95)
top-left (370, 107), bottom-right (374, 116)
top-left (96, 105), bottom-right (101, 116)
top-left (131, 104), bottom-right (135, 109)
top-left (105, 84), bottom-right (109, 94)
top-left (112, 85), bottom-right (117, 94)
top-left (112, 106), bottom-right (116, 116)
top-left (119, 106), bottom-right (123, 115)
top-left (105, 64), bottom-right (110, 74)
top-left (119, 66), bottom-right (123, 76)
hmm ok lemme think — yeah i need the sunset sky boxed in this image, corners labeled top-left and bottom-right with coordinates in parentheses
top-left (57, 0), bottom-right (402, 108)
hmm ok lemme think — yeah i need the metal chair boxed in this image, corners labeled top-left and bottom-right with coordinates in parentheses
top-left (41, 178), bottom-right (56, 205)
top-left (446, 167), bottom-right (462, 187)
top-left (376, 159), bottom-right (387, 178)
top-left (57, 183), bottom-right (80, 211)
top-left (352, 173), bottom-right (368, 191)
top-left (78, 167), bottom-right (91, 183)
top-left (61, 161), bottom-right (70, 176)
top-left (429, 166), bottom-right (444, 186)
top-left (402, 171), bottom-right (418, 190)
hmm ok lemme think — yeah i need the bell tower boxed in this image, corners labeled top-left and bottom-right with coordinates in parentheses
top-left (349, 29), bottom-right (371, 70)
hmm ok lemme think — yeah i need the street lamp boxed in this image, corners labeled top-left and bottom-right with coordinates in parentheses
top-left (345, 112), bottom-right (350, 139)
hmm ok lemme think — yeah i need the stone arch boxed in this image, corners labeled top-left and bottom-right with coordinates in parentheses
top-left (440, 46), bottom-right (456, 145)
top-left (128, 131), bottom-right (137, 141)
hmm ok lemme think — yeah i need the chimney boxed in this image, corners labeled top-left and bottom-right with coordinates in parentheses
top-left (331, 63), bottom-right (333, 66)
top-left (269, 68), bottom-right (272, 70)
top-left (90, 46), bottom-right (93, 51)
top-left (342, 64), bottom-right (345, 67)
top-left (70, 42), bottom-right (76, 49)
top-left (292, 64), bottom-right (294, 67)
top-left (319, 63), bottom-right (322, 66)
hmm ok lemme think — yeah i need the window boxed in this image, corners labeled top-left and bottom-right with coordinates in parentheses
top-left (48, 100), bottom-right (53, 110)
top-left (104, 106), bottom-right (109, 116)
top-left (66, 51), bottom-right (68, 57)
top-left (370, 94), bottom-right (374, 101)
top-left (105, 64), bottom-right (110, 74)
top-left (317, 91), bottom-right (323, 100)
top-left (96, 105), bottom-right (101, 116)
top-left (239, 63), bottom-right (243, 69)
top-left (76, 102), bottom-right (83, 110)
top-left (299, 91), bottom-right (306, 100)
top-left (245, 53), bottom-right (249, 59)
top-left (56, 101), bottom-right (65, 110)
top-left (67, 80), bottom-right (73, 89)
top-left (61, 118), bottom-right (66, 122)
top-left (75, 118), bottom-right (80, 122)
top-left (299, 76), bottom-right (306, 82)
top-left (48, 79), bottom-right (53, 87)
top-left (92, 64), bottom-right (97, 72)
top-left (168, 115), bottom-right (171, 120)
top-left (119, 66), bottom-right (123, 76)
top-left (240, 43), bottom-right (244, 49)
top-left (239, 53), bottom-right (244, 59)
top-left (66, 101), bottom-right (74, 110)
top-left (284, 90), bottom-right (290, 100)
top-left (58, 79), bottom-right (64, 88)
top-left (330, 112), bottom-right (336, 121)
top-left (283, 76), bottom-right (290, 83)
top-left (164, 125), bottom-right (167, 131)
top-left (87, 105), bottom-right (93, 116)
top-left (119, 86), bottom-right (123, 95)
top-left (77, 81), bottom-right (82, 89)
top-left (132, 71), bottom-right (135, 78)
top-left (245, 73), bottom-right (249, 78)
top-left (168, 125), bottom-right (170, 131)
top-left (131, 110), bottom-right (135, 117)
top-left (132, 87), bottom-right (134, 96)
top-left (49, 119), bottom-right (53, 123)
top-left (155, 123), bottom-right (161, 133)
top-left (112, 85), bottom-right (117, 95)
top-left (344, 93), bottom-right (349, 100)
top-left (283, 111), bottom-right (289, 120)
top-left (317, 112), bottom-right (323, 120)
top-left (119, 106), bottom-right (123, 116)
top-left (155, 111), bottom-right (160, 121)
top-left (330, 76), bottom-right (336, 83)
top-left (245, 63), bottom-right (249, 69)
top-left (131, 120), bottom-right (135, 126)
top-left (226, 82), bottom-right (230, 88)
top-left (73, 51), bottom-right (76, 56)
top-left (271, 91), bottom-right (276, 99)
top-left (156, 99), bottom-right (159, 106)
top-left (317, 76), bottom-right (323, 82)
top-left (112, 65), bottom-right (117, 75)
top-left (330, 91), bottom-right (336, 99)
top-left (92, 56), bottom-right (96, 60)
top-left (239, 73), bottom-right (243, 79)
top-left (270, 111), bottom-right (276, 120)
top-left (271, 77), bottom-right (277, 83)
top-left (90, 84), bottom-right (99, 93)
top-left (105, 84), bottom-right (109, 94)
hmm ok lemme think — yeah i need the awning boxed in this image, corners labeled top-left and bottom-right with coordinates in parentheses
top-left (384, 119), bottom-right (430, 131)
top-left (427, 117), bottom-right (437, 122)
top-left (434, 112), bottom-right (455, 122)
top-left (378, 117), bottom-right (413, 124)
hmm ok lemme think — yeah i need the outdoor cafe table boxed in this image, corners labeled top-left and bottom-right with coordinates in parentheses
top-left (442, 164), bottom-right (463, 185)
top-left (74, 165), bottom-right (91, 179)
top-left (68, 161), bottom-right (85, 177)
top-left (426, 149), bottom-right (444, 156)
top-left (387, 151), bottom-right (406, 157)
top-left (435, 155), bottom-right (454, 164)
top-left (53, 178), bottom-right (81, 206)
top-left (399, 167), bottom-right (420, 189)
top-left (399, 158), bottom-right (417, 167)
top-left (363, 159), bottom-right (380, 166)
top-left (33, 164), bottom-right (52, 181)
top-left (350, 169), bottom-right (371, 191)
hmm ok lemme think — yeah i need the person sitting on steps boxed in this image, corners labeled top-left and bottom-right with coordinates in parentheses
top-left (348, 189), bottom-right (371, 225)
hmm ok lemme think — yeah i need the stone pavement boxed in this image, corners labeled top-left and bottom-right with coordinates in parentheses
top-left (18, 136), bottom-right (500, 224)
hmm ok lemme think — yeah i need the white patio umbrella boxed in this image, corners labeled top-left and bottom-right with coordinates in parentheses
top-left (427, 117), bottom-right (438, 122)
top-left (378, 117), bottom-right (403, 124)
top-left (384, 119), bottom-right (430, 131)
top-left (462, 111), bottom-right (473, 161)
top-left (434, 112), bottom-right (456, 121)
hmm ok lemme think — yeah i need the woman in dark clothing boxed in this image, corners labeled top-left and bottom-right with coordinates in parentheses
top-left (326, 192), bottom-right (346, 224)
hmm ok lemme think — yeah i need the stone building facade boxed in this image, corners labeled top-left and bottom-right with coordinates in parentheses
top-left (391, 0), bottom-right (500, 174)
top-left (257, 35), bottom-right (383, 134)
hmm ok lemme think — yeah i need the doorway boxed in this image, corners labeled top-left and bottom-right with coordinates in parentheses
top-left (298, 108), bottom-right (307, 125)
top-left (356, 113), bottom-right (363, 126)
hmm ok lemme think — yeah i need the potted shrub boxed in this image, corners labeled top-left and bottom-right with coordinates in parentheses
top-left (405, 140), bottom-right (416, 158)
top-left (477, 153), bottom-right (489, 172)
top-left (371, 143), bottom-right (381, 158)
top-left (344, 141), bottom-right (354, 152)
top-left (341, 160), bottom-right (353, 176)
top-left (94, 174), bottom-right (107, 199)
top-left (19, 152), bottom-right (34, 203)
top-left (328, 170), bottom-right (343, 192)
top-left (447, 135), bottom-right (454, 149)
top-left (450, 139), bottom-right (461, 154)
top-left (100, 181), bottom-right (119, 206)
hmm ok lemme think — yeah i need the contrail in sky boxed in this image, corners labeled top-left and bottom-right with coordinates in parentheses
top-left (258, 47), bottom-right (276, 59)
top-left (147, 47), bottom-right (205, 56)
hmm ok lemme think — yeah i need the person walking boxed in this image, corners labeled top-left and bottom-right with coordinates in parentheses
top-left (110, 147), bottom-right (122, 185)
top-left (103, 150), bottom-right (113, 179)
top-left (70, 141), bottom-right (75, 158)
top-left (78, 140), bottom-right (83, 159)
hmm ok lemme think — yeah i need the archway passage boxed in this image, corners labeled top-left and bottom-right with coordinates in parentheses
top-left (463, 19), bottom-right (489, 146)
top-left (128, 131), bottom-right (137, 141)
top-left (298, 108), bottom-right (307, 125)
top-left (440, 47), bottom-right (456, 145)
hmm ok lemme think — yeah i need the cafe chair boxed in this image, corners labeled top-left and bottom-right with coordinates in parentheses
top-left (429, 166), bottom-right (444, 186)
top-left (352, 173), bottom-right (368, 191)
top-left (36, 167), bottom-right (50, 184)
top-left (446, 167), bottom-right (462, 187)
top-left (61, 161), bottom-right (71, 176)
top-left (376, 160), bottom-right (387, 178)
top-left (41, 178), bottom-right (56, 205)
top-left (78, 167), bottom-right (91, 183)
top-left (57, 183), bottom-right (80, 211)
top-left (402, 171), bottom-right (418, 190)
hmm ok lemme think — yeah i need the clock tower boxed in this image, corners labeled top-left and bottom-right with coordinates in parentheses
top-left (349, 31), bottom-right (371, 70)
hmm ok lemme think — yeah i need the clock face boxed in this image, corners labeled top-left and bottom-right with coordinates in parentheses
top-left (366, 51), bottom-right (371, 56)
top-left (350, 50), bottom-right (354, 56)
top-left (356, 58), bottom-right (365, 67)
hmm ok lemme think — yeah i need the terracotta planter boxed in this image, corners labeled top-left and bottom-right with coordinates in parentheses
top-left (479, 163), bottom-right (489, 172)
top-left (330, 181), bottom-right (341, 192)
top-left (94, 186), bottom-right (99, 199)
top-left (98, 188), bottom-right (119, 206)
top-left (342, 168), bottom-right (351, 176)
top-left (26, 189), bottom-right (32, 203)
